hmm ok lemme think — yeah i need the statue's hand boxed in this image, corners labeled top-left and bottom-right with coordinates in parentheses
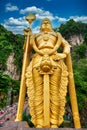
top-left (52, 53), bottom-right (66, 61)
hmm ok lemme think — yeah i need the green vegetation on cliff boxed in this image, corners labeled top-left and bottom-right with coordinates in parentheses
top-left (59, 19), bottom-right (87, 40)
top-left (0, 24), bottom-right (24, 109)
top-left (0, 24), bottom-right (24, 71)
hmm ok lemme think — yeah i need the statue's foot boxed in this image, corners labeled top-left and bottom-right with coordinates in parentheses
top-left (51, 125), bottom-right (58, 128)
top-left (36, 125), bottom-right (42, 128)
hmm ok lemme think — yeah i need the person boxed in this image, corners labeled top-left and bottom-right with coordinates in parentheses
top-left (25, 18), bottom-right (70, 128)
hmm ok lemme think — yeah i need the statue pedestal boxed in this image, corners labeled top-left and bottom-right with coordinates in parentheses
top-left (1, 121), bottom-right (29, 130)
top-left (0, 121), bottom-right (85, 130)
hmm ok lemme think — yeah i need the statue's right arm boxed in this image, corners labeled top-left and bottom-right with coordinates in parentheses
top-left (30, 34), bottom-right (45, 55)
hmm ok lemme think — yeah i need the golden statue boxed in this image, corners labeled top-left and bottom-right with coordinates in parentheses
top-left (15, 14), bottom-right (81, 128)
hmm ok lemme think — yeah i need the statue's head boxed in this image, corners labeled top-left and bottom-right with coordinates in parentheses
top-left (40, 18), bottom-right (53, 32)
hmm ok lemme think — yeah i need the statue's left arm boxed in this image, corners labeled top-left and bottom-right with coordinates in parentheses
top-left (61, 38), bottom-right (71, 55)
top-left (52, 34), bottom-right (71, 61)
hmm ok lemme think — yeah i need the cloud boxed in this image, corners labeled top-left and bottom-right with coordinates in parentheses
top-left (32, 26), bottom-right (40, 34)
top-left (70, 16), bottom-right (87, 23)
top-left (3, 6), bottom-right (57, 34)
top-left (58, 17), bottom-right (68, 22)
top-left (3, 15), bottom-right (87, 34)
top-left (2, 6), bottom-right (87, 34)
top-left (20, 6), bottom-right (87, 23)
top-left (4, 17), bottom-right (28, 26)
top-left (20, 6), bottom-right (43, 14)
top-left (20, 6), bottom-right (55, 21)
top-left (5, 3), bottom-right (19, 11)
top-left (19, 6), bottom-right (70, 24)
top-left (2, 16), bottom-right (28, 34)
top-left (3, 24), bottom-right (25, 34)
top-left (2, 15), bottom-right (40, 34)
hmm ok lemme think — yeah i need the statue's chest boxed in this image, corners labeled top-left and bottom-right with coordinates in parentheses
top-left (36, 33), bottom-right (57, 49)
top-left (42, 33), bottom-right (50, 41)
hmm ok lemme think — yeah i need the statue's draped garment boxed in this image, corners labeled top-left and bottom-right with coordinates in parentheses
top-left (26, 31), bottom-right (69, 127)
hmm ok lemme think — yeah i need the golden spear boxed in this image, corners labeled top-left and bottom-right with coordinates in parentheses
top-left (66, 53), bottom-right (81, 128)
top-left (15, 14), bottom-right (36, 121)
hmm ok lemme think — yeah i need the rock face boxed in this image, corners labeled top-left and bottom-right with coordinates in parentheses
top-left (4, 53), bottom-right (20, 80)
top-left (68, 34), bottom-right (84, 46)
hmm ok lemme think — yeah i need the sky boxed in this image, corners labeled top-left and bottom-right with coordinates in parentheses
top-left (0, 0), bottom-right (87, 34)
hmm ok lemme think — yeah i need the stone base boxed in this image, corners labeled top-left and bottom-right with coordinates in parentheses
top-left (1, 121), bottom-right (29, 130)
top-left (0, 121), bottom-right (86, 130)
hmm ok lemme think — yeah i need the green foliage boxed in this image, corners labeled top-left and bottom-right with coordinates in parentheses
top-left (58, 19), bottom-right (87, 39)
top-left (84, 33), bottom-right (87, 44)
top-left (22, 111), bottom-right (34, 127)
top-left (0, 24), bottom-right (24, 109)
top-left (0, 24), bottom-right (24, 71)
top-left (0, 72), bottom-right (10, 109)
top-left (73, 59), bottom-right (87, 110)
top-left (0, 71), bottom-right (20, 109)
top-left (0, 40), bottom-right (13, 70)
top-left (13, 34), bottom-right (24, 71)
top-left (72, 44), bottom-right (87, 59)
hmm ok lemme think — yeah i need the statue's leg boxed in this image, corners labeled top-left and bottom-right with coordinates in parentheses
top-left (50, 67), bottom-right (61, 128)
top-left (50, 61), bottom-right (68, 128)
top-left (33, 68), bottom-right (44, 128)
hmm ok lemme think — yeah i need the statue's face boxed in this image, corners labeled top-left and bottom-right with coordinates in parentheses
top-left (41, 20), bottom-right (52, 31)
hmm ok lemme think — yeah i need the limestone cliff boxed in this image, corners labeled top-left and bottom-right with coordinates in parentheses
top-left (3, 53), bottom-right (20, 80)
top-left (67, 34), bottom-right (84, 46)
